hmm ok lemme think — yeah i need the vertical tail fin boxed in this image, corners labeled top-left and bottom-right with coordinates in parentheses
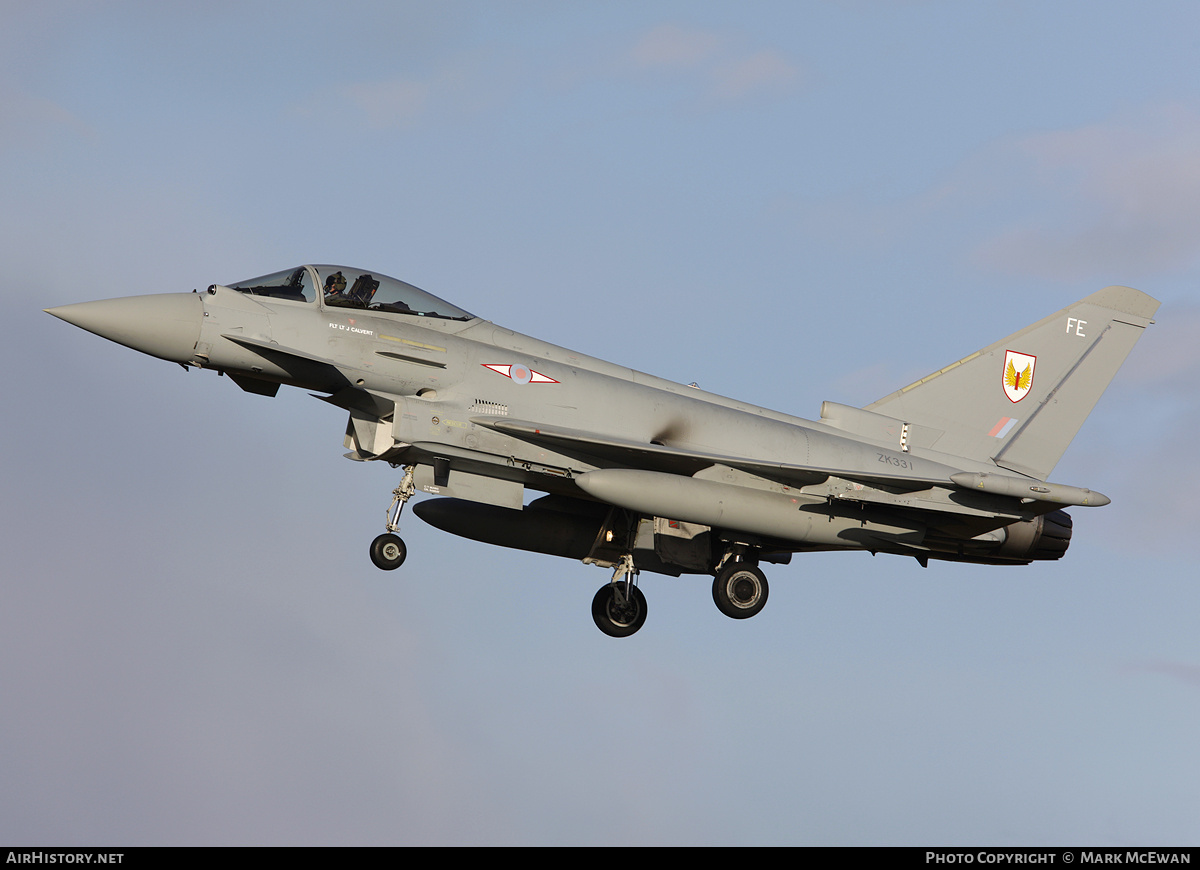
top-left (865, 286), bottom-right (1159, 479)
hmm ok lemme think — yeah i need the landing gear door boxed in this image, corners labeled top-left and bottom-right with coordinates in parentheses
top-left (413, 464), bottom-right (524, 510)
top-left (653, 517), bottom-right (714, 572)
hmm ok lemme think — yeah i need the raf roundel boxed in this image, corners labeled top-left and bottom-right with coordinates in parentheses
top-left (482, 363), bottom-right (559, 384)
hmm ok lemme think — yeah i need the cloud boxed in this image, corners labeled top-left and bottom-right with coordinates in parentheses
top-left (292, 49), bottom-right (514, 131)
top-left (973, 104), bottom-right (1200, 280)
top-left (294, 77), bottom-right (434, 130)
top-left (629, 23), bottom-right (722, 70)
top-left (341, 79), bottom-right (430, 129)
top-left (622, 23), bottom-right (803, 103)
top-left (0, 82), bottom-right (92, 149)
top-left (790, 102), bottom-right (1200, 285)
top-left (1123, 661), bottom-right (1200, 691)
top-left (710, 49), bottom-right (801, 100)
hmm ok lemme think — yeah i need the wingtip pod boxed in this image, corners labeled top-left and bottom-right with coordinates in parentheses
top-left (950, 472), bottom-right (1110, 507)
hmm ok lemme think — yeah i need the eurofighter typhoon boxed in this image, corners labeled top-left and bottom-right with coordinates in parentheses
top-left (45, 266), bottom-right (1158, 636)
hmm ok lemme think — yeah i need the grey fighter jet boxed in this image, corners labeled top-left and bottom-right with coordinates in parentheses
top-left (46, 266), bottom-right (1158, 637)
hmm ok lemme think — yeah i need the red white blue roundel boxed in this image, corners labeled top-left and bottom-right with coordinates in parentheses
top-left (482, 363), bottom-right (559, 384)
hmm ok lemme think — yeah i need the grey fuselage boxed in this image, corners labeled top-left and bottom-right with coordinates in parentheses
top-left (48, 264), bottom-right (1156, 575)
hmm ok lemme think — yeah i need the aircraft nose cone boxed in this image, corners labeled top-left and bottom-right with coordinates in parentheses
top-left (45, 292), bottom-right (204, 363)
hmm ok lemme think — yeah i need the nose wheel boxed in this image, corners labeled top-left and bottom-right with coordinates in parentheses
top-left (370, 533), bottom-right (407, 570)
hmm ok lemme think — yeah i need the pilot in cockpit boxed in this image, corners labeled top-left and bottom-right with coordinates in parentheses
top-left (323, 271), bottom-right (347, 298)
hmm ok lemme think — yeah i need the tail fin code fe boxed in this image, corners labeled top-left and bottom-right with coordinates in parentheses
top-left (865, 285), bottom-right (1159, 481)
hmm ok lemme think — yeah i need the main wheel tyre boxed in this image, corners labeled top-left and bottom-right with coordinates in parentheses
top-left (591, 581), bottom-right (647, 637)
top-left (712, 564), bottom-right (768, 619)
top-left (370, 533), bottom-right (407, 570)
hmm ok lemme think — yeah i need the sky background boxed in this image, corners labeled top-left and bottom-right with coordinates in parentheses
top-left (3, 0), bottom-right (1199, 846)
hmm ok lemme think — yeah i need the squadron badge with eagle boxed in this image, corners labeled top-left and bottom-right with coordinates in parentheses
top-left (1002, 350), bottom-right (1036, 403)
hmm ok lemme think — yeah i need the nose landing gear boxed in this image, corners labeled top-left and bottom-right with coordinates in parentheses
top-left (371, 466), bottom-right (415, 571)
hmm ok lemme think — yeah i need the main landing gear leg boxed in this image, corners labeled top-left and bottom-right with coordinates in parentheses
top-left (591, 554), bottom-right (647, 638)
top-left (371, 465), bottom-right (415, 571)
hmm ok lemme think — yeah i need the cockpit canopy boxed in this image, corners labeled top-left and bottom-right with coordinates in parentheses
top-left (227, 265), bottom-right (474, 321)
